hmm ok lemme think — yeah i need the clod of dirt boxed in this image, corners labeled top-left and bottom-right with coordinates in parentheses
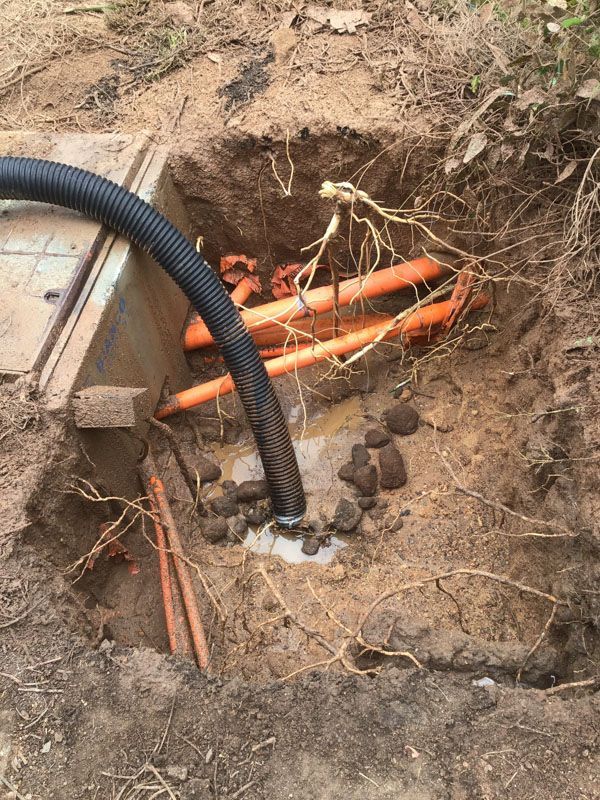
top-left (366, 615), bottom-right (563, 686)
top-left (301, 535), bottom-right (320, 556)
top-left (237, 480), bottom-right (269, 502)
top-left (385, 515), bottom-right (404, 532)
top-left (351, 443), bottom-right (371, 468)
top-left (194, 454), bottom-right (222, 482)
top-left (384, 404), bottom-right (420, 435)
top-left (337, 462), bottom-right (355, 482)
top-left (364, 428), bottom-right (390, 448)
top-left (271, 28), bottom-right (297, 65)
top-left (221, 479), bottom-right (238, 500)
top-left (227, 514), bottom-right (248, 536)
top-left (353, 464), bottom-right (378, 496)
top-left (243, 502), bottom-right (269, 526)
top-left (332, 498), bottom-right (362, 532)
top-left (165, 1), bottom-right (195, 26)
top-left (202, 517), bottom-right (228, 543)
top-left (379, 443), bottom-right (407, 489)
top-left (358, 496), bottom-right (377, 510)
top-left (210, 496), bottom-right (239, 518)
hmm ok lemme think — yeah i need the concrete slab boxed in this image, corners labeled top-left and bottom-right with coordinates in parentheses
top-left (1, 131), bottom-right (194, 498)
top-left (0, 132), bottom-right (149, 376)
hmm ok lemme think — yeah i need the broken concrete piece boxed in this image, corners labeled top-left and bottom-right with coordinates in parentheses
top-left (72, 386), bottom-right (150, 429)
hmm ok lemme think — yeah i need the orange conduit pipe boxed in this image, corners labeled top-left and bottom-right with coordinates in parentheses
top-left (183, 257), bottom-right (451, 351)
top-left (186, 277), bottom-right (254, 329)
top-left (147, 494), bottom-right (193, 657)
top-left (198, 314), bottom-right (396, 360)
top-left (251, 312), bottom-right (393, 347)
top-left (141, 457), bottom-right (210, 669)
top-left (158, 293), bottom-right (489, 418)
top-left (148, 494), bottom-right (178, 654)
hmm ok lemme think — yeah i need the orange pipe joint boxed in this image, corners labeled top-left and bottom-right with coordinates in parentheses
top-left (157, 293), bottom-right (489, 419)
top-left (182, 256), bottom-right (450, 352)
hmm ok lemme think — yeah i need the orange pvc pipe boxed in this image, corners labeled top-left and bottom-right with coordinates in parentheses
top-left (147, 473), bottom-right (210, 669)
top-left (259, 342), bottom-right (316, 359)
top-left (157, 293), bottom-right (489, 418)
top-left (183, 257), bottom-right (450, 351)
top-left (186, 277), bottom-right (254, 328)
top-left (251, 312), bottom-right (393, 347)
top-left (148, 495), bottom-right (178, 655)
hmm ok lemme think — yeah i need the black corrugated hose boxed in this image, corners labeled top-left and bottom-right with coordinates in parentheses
top-left (0, 157), bottom-right (306, 528)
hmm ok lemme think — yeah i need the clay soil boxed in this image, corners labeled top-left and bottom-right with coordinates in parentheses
top-left (1, 2), bottom-right (599, 799)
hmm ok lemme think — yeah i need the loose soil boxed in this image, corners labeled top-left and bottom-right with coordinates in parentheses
top-left (1, 2), bottom-right (599, 799)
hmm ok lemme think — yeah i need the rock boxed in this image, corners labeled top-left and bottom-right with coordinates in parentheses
top-left (244, 503), bottom-right (269, 526)
top-left (227, 515), bottom-right (248, 538)
top-left (353, 464), bottom-right (378, 496)
top-left (227, 514), bottom-right (248, 544)
top-left (301, 536), bottom-right (320, 556)
top-left (351, 443), bottom-right (370, 468)
top-left (210, 496), bottom-right (239, 518)
top-left (385, 515), bottom-right (404, 532)
top-left (165, 765), bottom-right (188, 782)
top-left (364, 428), bottom-right (390, 448)
top-left (379, 444), bottom-right (407, 489)
top-left (307, 518), bottom-right (325, 535)
top-left (383, 404), bottom-right (420, 435)
top-left (222, 419), bottom-right (242, 444)
top-left (202, 517), bottom-right (228, 543)
top-left (337, 462), bottom-right (355, 482)
top-left (332, 499), bottom-right (362, 532)
top-left (221, 480), bottom-right (238, 500)
top-left (358, 496), bottom-right (377, 510)
top-left (195, 455), bottom-right (222, 482)
top-left (237, 480), bottom-right (269, 502)
top-left (165, 1), bottom-right (195, 26)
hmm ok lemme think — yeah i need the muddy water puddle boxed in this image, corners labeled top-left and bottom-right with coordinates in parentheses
top-left (243, 525), bottom-right (346, 565)
top-left (211, 396), bottom-right (362, 563)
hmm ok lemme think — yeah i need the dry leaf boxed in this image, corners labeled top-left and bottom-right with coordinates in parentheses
top-left (516, 88), bottom-right (548, 110)
top-left (444, 156), bottom-right (462, 174)
top-left (305, 4), bottom-right (330, 25)
top-left (463, 132), bottom-right (488, 164)
top-left (305, 5), bottom-right (371, 33)
top-left (405, 6), bottom-right (429, 34)
top-left (478, 3), bottom-right (494, 25)
top-left (576, 79), bottom-right (600, 99)
top-left (555, 160), bottom-right (578, 183)
top-left (280, 11), bottom-right (296, 27)
top-left (328, 9), bottom-right (371, 33)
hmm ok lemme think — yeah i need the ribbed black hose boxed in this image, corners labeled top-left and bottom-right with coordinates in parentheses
top-left (0, 157), bottom-right (306, 527)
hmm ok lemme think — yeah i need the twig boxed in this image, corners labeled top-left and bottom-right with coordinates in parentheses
top-left (269, 129), bottom-right (294, 196)
top-left (148, 417), bottom-right (203, 512)
top-left (545, 676), bottom-right (600, 695)
top-left (516, 603), bottom-right (557, 684)
top-left (0, 775), bottom-right (27, 800)
top-left (230, 780), bottom-right (258, 798)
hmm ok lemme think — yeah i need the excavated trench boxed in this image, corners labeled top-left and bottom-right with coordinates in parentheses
top-left (22, 131), bottom-right (599, 687)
